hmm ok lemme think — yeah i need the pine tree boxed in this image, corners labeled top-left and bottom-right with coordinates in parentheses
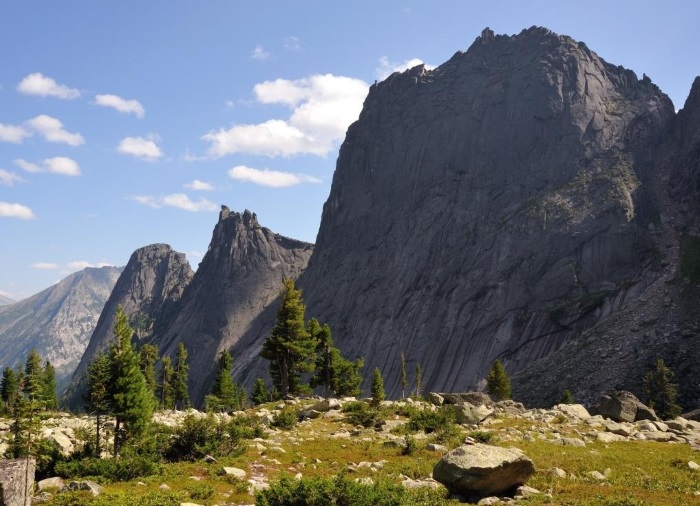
top-left (400, 352), bottom-right (408, 399)
top-left (159, 356), bottom-right (175, 409)
top-left (560, 389), bottom-right (575, 404)
top-left (370, 368), bottom-right (385, 408)
top-left (308, 319), bottom-right (364, 398)
top-left (1, 366), bottom-right (19, 414)
top-left (9, 350), bottom-right (45, 474)
top-left (414, 363), bottom-right (423, 399)
top-left (109, 306), bottom-right (154, 456)
top-left (42, 360), bottom-right (58, 410)
top-left (24, 349), bottom-right (44, 408)
top-left (252, 378), bottom-right (270, 405)
top-left (486, 359), bottom-right (511, 401)
top-left (139, 344), bottom-right (159, 400)
top-left (643, 358), bottom-right (681, 420)
top-left (86, 351), bottom-right (111, 456)
top-left (260, 279), bottom-right (317, 398)
top-left (173, 342), bottom-right (190, 409)
top-left (209, 350), bottom-right (238, 412)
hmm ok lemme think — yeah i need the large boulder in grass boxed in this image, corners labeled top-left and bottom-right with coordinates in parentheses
top-left (433, 443), bottom-right (535, 500)
top-left (455, 402), bottom-right (493, 425)
top-left (595, 391), bottom-right (658, 422)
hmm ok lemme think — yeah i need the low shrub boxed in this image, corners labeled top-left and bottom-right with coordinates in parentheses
top-left (406, 406), bottom-right (456, 434)
top-left (342, 401), bottom-right (385, 428)
top-left (54, 455), bottom-right (162, 483)
top-left (185, 483), bottom-right (215, 501)
top-left (165, 413), bottom-right (246, 462)
top-left (467, 430), bottom-right (495, 444)
top-left (272, 407), bottom-right (299, 430)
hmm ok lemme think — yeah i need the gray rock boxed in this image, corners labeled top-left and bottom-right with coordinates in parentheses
top-left (62, 480), bottom-right (103, 496)
top-left (596, 391), bottom-right (658, 423)
top-left (554, 404), bottom-right (590, 419)
top-left (221, 466), bottom-right (246, 479)
top-left (427, 392), bottom-right (445, 406)
top-left (688, 461), bottom-right (699, 471)
top-left (426, 443), bottom-right (448, 452)
top-left (37, 477), bottom-right (65, 491)
top-left (455, 402), bottom-right (493, 425)
top-left (0, 458), bottom-right (35, 506)
top-left (433, 443), bottom-right (535, 499)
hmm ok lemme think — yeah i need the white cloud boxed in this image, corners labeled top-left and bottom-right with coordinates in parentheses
top-left (0, 289), bottom-right (15, 300)
top-left (117, 136), bottom-right (163, 160)
top-left (14, 157), bottom-right (80, 176)
top-left (25, 115), bottom-right (85, 146)
top-left (30, 262), bottom-right (58, 270)
top-left (43, 157), bottom-right (80, 176)
top-left (228, 165), bottom-right (321, 188)
top-left (283, 36), bottom-right (301, 51)
top-left (0, 202), bottom-right (35, 219)
top-left (375, 56), bottom-right (435, 81)
top-left (0, 169), bottom-right (25, 186)
top-left (202, 74), bottom-right (369, 158)
top-left (66, 261), bottom-right (94, 271)
top-left (0, 123), bottom-right (31, 143)
top-left (94, 94), bottom-right (145, 118)
top-left (251, 45), bottom-right (271, 60)
top-left (131, 193), bottom-right (217, 212)
top-left (184, 179), bottom-right (215, 191)
top-left (17, 72), bottom-right (81, 99)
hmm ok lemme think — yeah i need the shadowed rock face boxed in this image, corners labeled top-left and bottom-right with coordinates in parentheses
top-left (297, 27), bottom-right (676, 397)
top-left (153, 207), bottom-right (313, 405)
top-left (64, 244), bottom-right (193, 405)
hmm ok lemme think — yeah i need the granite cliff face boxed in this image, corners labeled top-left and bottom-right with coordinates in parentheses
top-left (297, 27), bottom-right (679, 399)
top-left (0, 266), bottom-right (122, 388)
top-left (67, 244), bottom-right (193, 398)
top-left (152, 207), bottom-right (313, 405)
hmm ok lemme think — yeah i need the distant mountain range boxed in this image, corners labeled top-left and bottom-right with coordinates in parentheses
top-left (0, 266), bottom-right (122, 390)
top-left (0, 294), bottom-right (15, 306)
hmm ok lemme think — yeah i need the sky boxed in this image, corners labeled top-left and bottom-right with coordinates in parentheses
top-left (1, 1), bottom-right (699, 301)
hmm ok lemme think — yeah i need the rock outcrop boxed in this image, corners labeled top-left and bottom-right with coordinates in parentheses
top-left (0, 267), bottom-right (122, 389)
top-left (64, 245), bottom-right (192, 406)
top-left (149, 208), bottom-right (313, 405)
top-left (297, 26), bottom-right (676, 399)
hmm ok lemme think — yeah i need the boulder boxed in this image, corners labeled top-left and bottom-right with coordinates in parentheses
top-left (37, 477), bottom-right (65, 491)
top-left (221, 467), bottom-right (247, 479)
top-left (0, 458), bottom-right (36, 506)
top-left (62, 480), bottom-right (103, 496)
top-left (682, 409), bottom-right (700, 422)
top-left (554, 403), bottom-right (590, 419)
top-left (311, 398), bottom-right (341, 412)
top-left (595, 391), bottom-right (658, 422)
top-left (455, 402), bottom-right (494, 425)
top-left (427, 392), bottom-right (445, 406)
top-left (433, 443), bottom-right (535, 499)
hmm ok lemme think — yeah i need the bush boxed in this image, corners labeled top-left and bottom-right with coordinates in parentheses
top-left (54, 455), bottom-right (162, 483)
top-left (342, 402), bottom-right (385, 428)
top-left (272, 407), bottom-right (299, 430)
top-left (401, 434), bottom-right (419, 456)
top-left (51, 490), bottom-right (183, 506)
top-left (467, 430), bottom-right (495, 444)
top-left (165, 413), bottom-right (245, 462)
top-left (406, 406), bottom-right (456, 434)
top-left (185, 483), bottom-right (215, 501)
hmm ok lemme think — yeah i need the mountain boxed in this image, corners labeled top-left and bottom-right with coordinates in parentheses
top-left (0, 266), bottom-right (122, 388)
top-left (293, 26), bottom-right (696, 405)
top-left (66, 243), bottom-right (194, 402)
top-left (0, 294), bottom-right (15, 306)
top-left (152, 208), bottom-right (313, 405)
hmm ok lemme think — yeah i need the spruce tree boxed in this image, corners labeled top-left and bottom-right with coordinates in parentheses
top-left (400, 352), bottom-right (408, 399)
top-left (370, 368), bottom-right (385, 408)
top-left (486, 359), bottom-right (511, 401)
top-left (24, 349), bottom-right (44, 408)
top-left (414, 363), bottom-right (423, 399)
top-left (260, 279), bottom-right (317, 398)
top-left (86, 351), bottom-right (111, 456)
top-left (643, 358), bottom-right (681, 419)
top-left (1, 366), bottom-right (19, 414)
top-left (139, 344), bottom-right (159, 400)
top-left (252, 378), bottom-right (270, 405)
top-left (159, 356), bottom-right (175, 409)
top-left (42, 360), bottom-right (58, 410)
top-left (173, 342), bottom-right (190, 409)
top-left (109, 306), bottom-right (154, 456)
top-left (309, 319), bottom-right (364, 398)
top-left (560, 389), bottom-right (575, 404)
top-left (209, 350), bottom-right (238, 412)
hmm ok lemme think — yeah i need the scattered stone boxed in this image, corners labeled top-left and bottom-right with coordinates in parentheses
top-left (311, 398), bottom-right (341, 412)
top-left (428, 392), bottom-right (445, 405)
top-left (516, 485), bottom-right (541, 498)
top-left (433, 443), bottom-right (535, 499)
top-left (605, 422), bottom-right (635, 437)
top-left (596, 391), bottom-right (658, 422)
top-left (159, 483), bottom-right (171, 490)
top-left (401, 477), bottom-right (441, 489)
top-left (561, 437), bottom-right (586, 447)
top-left (477, 497), bottom-right (501, 505)
top-left (587, 471), bottom-right (606, 481)
top-left (426, 443), bottom-right (448, 452)
top-left (203, 454), bottom-right (217, 463)
top-left (37, 476), bottom-right (65, 491)
top-left (455, 402), bottom-right (494, 425)
top-left (643, 431), bottom-right (673, 442)
top-left (221, 466), bottom-right (247, 479)
top-left (551, 467), bottom-right (567, 478)
top-left (63, 480), bottom-right (103, 496)
top-left (554, 403), bottom-right (591, 419)
top-left (597, 432), bottom-right (626, 443)
top-left (688, 461), bottom-right (699, 471)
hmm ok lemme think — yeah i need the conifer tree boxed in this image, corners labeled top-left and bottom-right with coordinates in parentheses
top-left (308, 319), bottom-right (363, 398)
top-left (109, 306), bottom-right (154, 456)
top-left (42, 360), bottom-right (58, 410)
top-left (370, 368), bottom-right (385, 408)
top-left (139, 344), bottom-right (159, 400)
top-left (86, 351), bottom-right (111, 456)
top-left (209, 350), bottom-right (238, 412)
top-left (414, 363), bottom-right (423, 399)
top-left (24, 350), bottom-right (44, 408)
top-left (486, 359), bottom-right (511, 401)
top-left (9, 350), bottom-right (45, 467)
top-left (400, 352), bottom-right (408, 399)
top-left (560, 389), bottom-right (575, 404)
top-left (159, 356), bottom-right (175, 409)
top-left (644, 358), bottom-right (681, 419)
top-left (260, 279), bottom-right (317, 398)
top-left (252, 378), bottom-right (270, 405)
top-left (173, 342), bottom-right (190, 409)
top-left (1, 366), bottom-right (19, 414)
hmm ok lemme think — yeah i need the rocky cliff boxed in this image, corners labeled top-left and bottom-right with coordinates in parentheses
top-left (66, 244), bottom-right (193, 401)
top-left (0, 266), bottom-right (122, 388)
top-left (153, 207), bottom-right (313, 405)
top-left (297, 27), bottom-right (681, 400)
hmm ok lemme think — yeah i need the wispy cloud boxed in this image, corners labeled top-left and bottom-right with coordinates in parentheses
top-left (251, 45), bottom-right (271, 60)
top-left (184, 180), bottom-right (215, 191)
top-left (202, 74), bottom-right (368, 158)
top-left (0, 123), bottom-right (31, 143)
top-left (15, 157), bottom-right (80, 176)
top-left (25, 115), bottom-right (85, 146)
top-left (117, 136), bottom-right (162, 160)
top-left (0, 169), bottom-right (26, 186)
top-left (375, 56), bottom-right (435, 81)
top-left (30, 262), bottom-right (58, 270)
top-left (17, 72), bottom-right (81, 99)
top-left (0, 202), bottom-right (35, 219)
top-left (95, 94), bottom-right (145, 118)
top-left (131, 193), bottom-right (217, 212)
top-left (228, 165), bottom-right (321, 188)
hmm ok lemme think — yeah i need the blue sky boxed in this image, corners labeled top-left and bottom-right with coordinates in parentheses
top-left (1, 1), bottom-right (698, 300)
